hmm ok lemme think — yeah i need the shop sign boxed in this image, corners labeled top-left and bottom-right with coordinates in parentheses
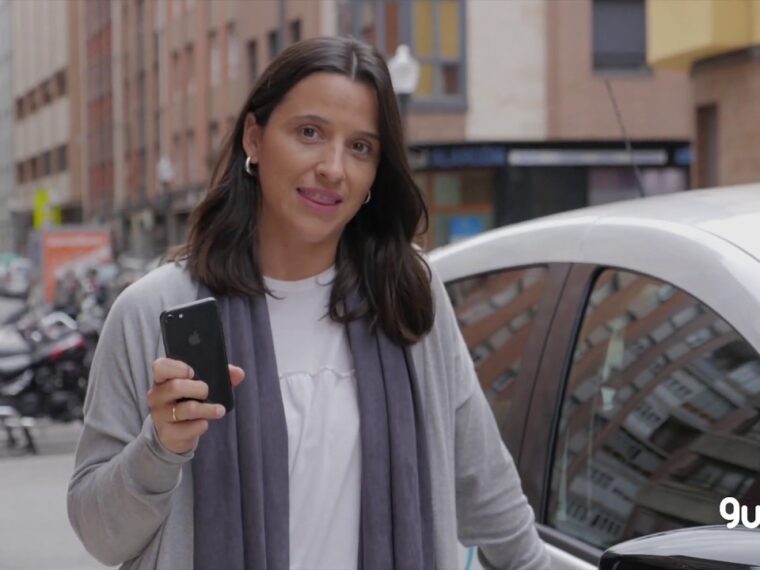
top-left (428, 145), bottom-right (508, 169)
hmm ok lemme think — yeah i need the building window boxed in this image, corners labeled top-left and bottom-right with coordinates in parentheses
top-left (592, 0), bottom-right (647, 71)
top-left (290, 19), bottom-right (301, 44)
top-left (41, 80), bottom-right (52, 105)
top-left (268, 29), bottom-right (278, 61)
top-left (696, 104), bottom-right (719, 188)
top-left (227, 23), bottom-right (239, 79)
top-left (209, 32), bottom-right (220, 86)
top-left (43, 150), bottom-right (52, 176)
top-left (172, 50), bottom-right (181, 100)
top-left (339, 0), bottom-right (465, 103)
top-left (36, 156), bottom-right (45, 179)
top-left (33, 156), bottom-right (41, 179)
top-left (423, 170), bottom-right (494, 246)
top-left (209, 121), bottom-right (222, 167)
top-left (186, 130), bottom-right (197, 182)
top-left (414, 0), bottom-right (464, 98)
top-left (186, 45), bottom-right (195, 93)
top-left (247, 39), bottom-right (258, 86)
top-left (173, 134), bottom-right (183, 184)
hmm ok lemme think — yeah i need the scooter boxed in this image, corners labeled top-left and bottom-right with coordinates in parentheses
top-left (0, 311), bottom-right (92, 423)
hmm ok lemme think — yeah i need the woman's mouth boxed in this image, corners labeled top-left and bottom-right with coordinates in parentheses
top-left (296, 187), bottom-right (343, 214)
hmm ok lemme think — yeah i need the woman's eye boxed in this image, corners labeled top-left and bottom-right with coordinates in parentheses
top-left (300, 126), bottom-right (318, 139)
top-left (353, 141), bottom-right (372, 155)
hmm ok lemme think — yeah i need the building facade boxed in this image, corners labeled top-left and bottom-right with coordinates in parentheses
top-left (0, 0), bottom-right (14, 252)
top-left (648, 0), bottom-right (760, 189)
top-left (104, 0), bottom-right (336, 257)
top-left (5, 0), bottom-right (696, 256)
top-left (10, 0), bottom-right (87, 255)
top-left (106, 0), bottom-right (694, 256)
top-left (404, 0), bottom-right (692, 247)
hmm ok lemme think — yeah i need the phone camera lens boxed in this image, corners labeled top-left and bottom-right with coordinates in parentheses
top-left (179, 313), bottom-right (184, 319)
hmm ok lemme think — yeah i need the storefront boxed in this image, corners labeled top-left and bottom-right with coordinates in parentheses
top-left (410, 142), bottom-right (691, 249)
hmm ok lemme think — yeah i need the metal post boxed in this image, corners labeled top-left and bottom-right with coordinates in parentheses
top-left (398, 93), bottom-right (411, 134)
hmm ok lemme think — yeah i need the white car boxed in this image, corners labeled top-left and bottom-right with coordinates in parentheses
top-left (433, 185), bottom-right (760, 569)
top-left (0, 257), bottom-right (32, 298)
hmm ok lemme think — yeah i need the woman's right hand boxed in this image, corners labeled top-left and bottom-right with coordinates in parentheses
top-left (148, 358), bottom-right (245, 454)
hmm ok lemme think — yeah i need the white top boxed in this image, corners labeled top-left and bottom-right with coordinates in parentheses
top-left (264, 266), bottom-right (361, 570)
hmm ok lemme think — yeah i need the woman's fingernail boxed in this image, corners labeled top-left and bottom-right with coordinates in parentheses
top-left (216, 406), bottom-right (226, 418)
top-left (188, 367), bottom-right (195, 378)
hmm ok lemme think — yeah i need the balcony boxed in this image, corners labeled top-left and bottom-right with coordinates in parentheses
top-left (647, 0), bottom-right (760, 70)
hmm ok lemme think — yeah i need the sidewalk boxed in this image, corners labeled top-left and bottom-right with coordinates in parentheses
top-left (0, 422), bottom-right (481, 570)
top-left (0, 422), bottom-right (109, 570)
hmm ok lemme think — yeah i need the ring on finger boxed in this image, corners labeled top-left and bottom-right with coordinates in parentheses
top-left (172, 404), bottom-right (178, 422)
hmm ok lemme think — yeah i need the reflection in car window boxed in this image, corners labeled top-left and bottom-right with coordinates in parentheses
top-left (548, 269), bottom-right (760, 550)
top-left (446, 266), bottom-right (548, 447)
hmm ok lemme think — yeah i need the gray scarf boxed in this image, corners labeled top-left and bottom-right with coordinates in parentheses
top-left (192, 285), bottom-right (436, 570)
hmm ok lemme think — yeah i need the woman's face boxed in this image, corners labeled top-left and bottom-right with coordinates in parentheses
top-left (242, 72), bottom-right (381, 262)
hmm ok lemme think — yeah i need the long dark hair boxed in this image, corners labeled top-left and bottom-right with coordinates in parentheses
top-left (171, 36), bottom-right (433, 346)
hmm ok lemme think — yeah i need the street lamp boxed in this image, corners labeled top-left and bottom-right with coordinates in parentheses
top-left (387, 44), bottom-right (419, 133)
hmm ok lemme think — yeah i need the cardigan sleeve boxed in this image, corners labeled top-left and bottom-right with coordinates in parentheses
top-left (429, 270), bottom-right (551, 569)
top-left (454, 385), bottom-right (551, 569)
top-left (67, 275), bottom-right (193, 566)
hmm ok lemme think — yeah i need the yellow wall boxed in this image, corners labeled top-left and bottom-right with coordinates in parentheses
top-left (648, 0), bottom-right (760, 70)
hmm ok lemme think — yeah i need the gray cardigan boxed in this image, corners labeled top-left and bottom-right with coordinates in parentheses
top-left (67, 262), bottom-right (550, 570)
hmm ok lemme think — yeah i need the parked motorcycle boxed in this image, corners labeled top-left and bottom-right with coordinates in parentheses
top-left (0, 310), bottom-right (93, 423)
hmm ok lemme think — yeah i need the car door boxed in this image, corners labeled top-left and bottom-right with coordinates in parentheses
top-left (444, 263), bottom-right (570, 459)
top-left (445, 262), bottom-right (597, 569)
top-left (522, 264), bottom-right (760, 565)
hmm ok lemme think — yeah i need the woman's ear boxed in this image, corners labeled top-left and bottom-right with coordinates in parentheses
top-left (242, 113), bottom-right (261, 163)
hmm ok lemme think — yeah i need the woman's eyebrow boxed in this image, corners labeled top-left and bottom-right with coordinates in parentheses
top-left (357, 130), bottom-right (380, 142)
top-left (295, 113), bottom-right (329, 125)
top-left (294, 113), bottom-right (379, 141)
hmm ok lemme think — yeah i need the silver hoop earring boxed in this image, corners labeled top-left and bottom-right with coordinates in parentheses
top-left (363, 191), bottom-right (371, 205)
top-left (244, 156), bottom-right (257, 176)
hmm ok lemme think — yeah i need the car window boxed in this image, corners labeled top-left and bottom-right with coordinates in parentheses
top-left (446, 266), bottom-right (549, 448)
top-left (548, 269), bottom-right (760, 550)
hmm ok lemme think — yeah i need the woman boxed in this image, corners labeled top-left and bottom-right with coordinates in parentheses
top-left (68, 36), bottom-right (550, 570)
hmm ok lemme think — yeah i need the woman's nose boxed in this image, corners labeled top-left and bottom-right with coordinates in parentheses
top-left (315, 146), bottom-right (346, 184)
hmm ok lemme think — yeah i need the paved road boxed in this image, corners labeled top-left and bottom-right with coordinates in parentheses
top-left (0, 422), bottom-right (110, 570)
top-left (0, 422), bottom-right (481, 570)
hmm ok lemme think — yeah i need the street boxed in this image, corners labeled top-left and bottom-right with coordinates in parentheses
top-left (0, 422), bottom-right (481, 570)
top-left (0, 422), bottom-right (109, 570)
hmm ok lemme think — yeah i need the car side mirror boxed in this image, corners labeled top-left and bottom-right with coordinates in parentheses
top-left (599, 525), bottom-right (759, 569)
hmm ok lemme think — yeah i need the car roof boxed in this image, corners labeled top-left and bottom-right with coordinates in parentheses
top-left (551, 183), bottom-right (760, 258)
top-left (430, 184), bottom-right (760, 272)
top-left (433, 184), bottom-right (760, 265)
top-left (428, 183), bottom-right (760, 349)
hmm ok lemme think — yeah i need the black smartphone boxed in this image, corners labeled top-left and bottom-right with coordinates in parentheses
top-left (159, 297), bottom-right (234, 412)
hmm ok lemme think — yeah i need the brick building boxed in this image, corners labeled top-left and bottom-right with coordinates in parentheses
top-left (649, 0), bottom-right (760, 188)
top-left (2, 0), bottom-right (697, 256)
